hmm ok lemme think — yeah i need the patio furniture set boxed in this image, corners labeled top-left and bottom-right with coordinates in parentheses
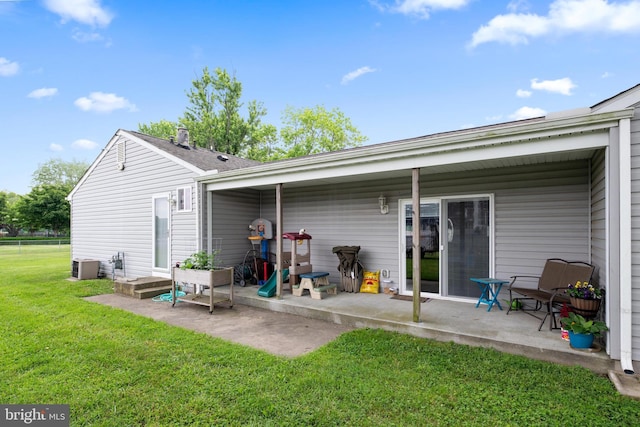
top-left (473, 258), bottom-right (599, 332)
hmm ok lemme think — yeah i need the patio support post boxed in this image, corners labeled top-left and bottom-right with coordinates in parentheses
top-left (206, 189), bottom-right (212, 253)
top-left (412, 168), bottom-right (421, 323)
top-left (275, 183), bottom-right (284, 299)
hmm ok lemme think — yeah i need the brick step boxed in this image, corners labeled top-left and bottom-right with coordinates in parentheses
top-left (134, 285), bottom-right (173, 299)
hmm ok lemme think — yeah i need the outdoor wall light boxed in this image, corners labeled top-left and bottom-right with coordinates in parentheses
top-left (378, 194), bottom-right (389, 215)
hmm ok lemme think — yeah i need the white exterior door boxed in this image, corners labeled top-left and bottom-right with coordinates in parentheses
top-left (152, 194), bottom-right (171, 275)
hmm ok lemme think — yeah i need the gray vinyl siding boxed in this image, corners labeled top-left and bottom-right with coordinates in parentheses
top-left (209, 189), bottom-right (261, 267)
top-left (423, 161), bottom-right (591, 279)
top-left (254, 160), bottom-right (591, 287)
top-left (630, 107), bottom-right (640, 360)
top-left (171, 185), bottom-right (199, 268)
top-left (591, 149), bottom-right (607, 289)
top-left (276, 182), bottom-right (400, 283)
top-left (70, 138), bottom-right (199, 278)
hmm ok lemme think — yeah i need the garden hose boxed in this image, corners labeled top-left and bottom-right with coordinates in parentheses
top-left (152, 290), bottom-right (186, 302)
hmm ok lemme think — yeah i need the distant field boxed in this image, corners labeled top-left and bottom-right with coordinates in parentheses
top-left (0, 242), bottom-right (70, 255)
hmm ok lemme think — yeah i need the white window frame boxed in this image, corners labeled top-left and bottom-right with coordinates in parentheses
top-left (176, 186), bottom-right (192, 212)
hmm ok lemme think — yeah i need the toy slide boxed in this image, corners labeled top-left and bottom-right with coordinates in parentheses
top-left (257, 269), bottom-right (289, 298)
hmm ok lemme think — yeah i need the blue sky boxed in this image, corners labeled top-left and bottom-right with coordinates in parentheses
top-left (2, 0), bottom-right (640, 195)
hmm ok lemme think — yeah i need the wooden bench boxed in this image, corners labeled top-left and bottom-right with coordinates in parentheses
top-left (507, 258), bottom-right (595, 330)
top-left (292, 272), bottom-right (337, 300)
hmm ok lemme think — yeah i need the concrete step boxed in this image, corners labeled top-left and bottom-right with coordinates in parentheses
top-left (134, 285), bottom-right (173, 299)
top-left (114, 277), bottom-right (172, 297)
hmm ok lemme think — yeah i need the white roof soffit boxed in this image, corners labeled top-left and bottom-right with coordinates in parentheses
top-left (198, 108), bottom-right (633, 191)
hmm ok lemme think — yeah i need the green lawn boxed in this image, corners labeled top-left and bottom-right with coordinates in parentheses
top-left (1, 246), bottom-right (639, 426)
top-left (407, 252), bottom-right (439, 281)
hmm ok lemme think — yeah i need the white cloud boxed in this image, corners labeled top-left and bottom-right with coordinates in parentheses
top-left (531, 77), bottom-right (576, 95)
top-left (516, 89), bottom-right (532, 98)
top-left (507, 0), bottom-right (531, 13)
top-left (341, 66), bottom-right (377, 85)
top-left (50, 143), bottom-right (63, 152)
top-left (28, 87), bottom-right (58, 99)
top-left (510, 106), bottom-right (547, 120)
top-left (601, 71), bottom-right (613, 78)
top-left (72, 29), bottom-right (104, 43)
top-left (469, 0), bottom-right (640, 48)
top-left (43, 0), bottom-right (113, 27)
top-left (370, 0), bottom-right (470, 19)
top-left (71, 138), bottom-right (99, 150)
top-left (0, 57), bottom-right (19, 76)
top-left (469, 13), bottom-right (550, 47)
top-left (74, 92), bottom-right (137, 113)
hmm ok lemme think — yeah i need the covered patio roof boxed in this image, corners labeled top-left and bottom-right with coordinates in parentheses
top-left (196, 108), bottom-right (632, 192)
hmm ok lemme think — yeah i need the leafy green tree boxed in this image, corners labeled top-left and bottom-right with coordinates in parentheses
top-left (0, 192), bottom-right (5, 219)
top-left (138, 119), bottom-right (179, 140)
top-left (0, 191), bottom-right (22, 237)
top-left (271, 105), bottom-right (367, 160)
top-left (32, 158), bottom-right (89, 188)
top-left (17, 185), bottom-right (70, 236)
top-left (140, 67), bottom-right (273, 157)
top-left (181, 67), bottom-right (241, 152)
top-left (138, 67), bottom-right (367, 162)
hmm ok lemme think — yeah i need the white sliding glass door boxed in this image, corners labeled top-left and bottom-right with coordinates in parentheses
top-left (400, 195), bottom-right (492, 299)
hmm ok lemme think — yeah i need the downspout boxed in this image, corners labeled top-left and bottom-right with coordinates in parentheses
top-left (618, 117), bottom-right (634, 374)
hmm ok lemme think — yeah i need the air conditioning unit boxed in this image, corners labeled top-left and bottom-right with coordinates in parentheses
top-left (72, 259), bottom-right (100, 280)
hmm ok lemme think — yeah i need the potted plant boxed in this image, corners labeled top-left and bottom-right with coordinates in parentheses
top-left (179, 250), bottom-right (218, 270)
top-left (560, 311), bottom-right (608, 349)
top-left (173, 250), bottom-right (233, 290)
top-left (566, 281), bottom-right (604, 318)
top-left (559, 303), bottom-right (571, 341)
top-left (172, 250), bottom-right (234, 313)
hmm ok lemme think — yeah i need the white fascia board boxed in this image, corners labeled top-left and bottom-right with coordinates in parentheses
top-left (592, 86), bottom-right (640, 113)
top-left (198, 109), bottom-right (629, 191)
top-left (69, 129), bottom-right (214, 200)
top-left (121, 130), bottom-right (207, 175)
top-left (67, 129), bottom-right (125, 200)
top-left (202, 131), bottom-right (608, 191)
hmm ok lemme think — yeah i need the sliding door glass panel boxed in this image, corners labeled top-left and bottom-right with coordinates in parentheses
top-left (404, 201), bottom-right (440, 294)
top-left (445, 198), bottom-right (490, 298)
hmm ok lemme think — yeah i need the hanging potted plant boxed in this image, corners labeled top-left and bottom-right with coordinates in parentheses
top-left (560, 312), bottom-right (608, 349)
top-left (566, 281), bottom-right (604, 319)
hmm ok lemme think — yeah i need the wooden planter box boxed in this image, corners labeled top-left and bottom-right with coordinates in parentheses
top-left (172, 267), bottom-right (233, 313)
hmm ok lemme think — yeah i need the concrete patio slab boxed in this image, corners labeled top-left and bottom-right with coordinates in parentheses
top-left (86, 293), bottom-right (353, 358)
